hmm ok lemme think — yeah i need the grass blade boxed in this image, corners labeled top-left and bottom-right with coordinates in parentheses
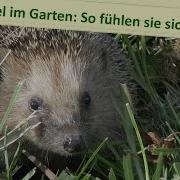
top-left (152, 152), bottom-right (164, 180)
top-left (0, 81), bottom-right (24, 132)
top-left (77, 138), bottom-right (108, 179)
top-left (108, 168), bottom-right (117, 180)
top-left (123, 154), bottom-right (134, 180)
top-left (22, 167), bottom-right (36, 180)
top-left (126, 103), bottom-right (150, 180)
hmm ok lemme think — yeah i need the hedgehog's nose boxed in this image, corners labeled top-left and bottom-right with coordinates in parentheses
top-left (63, 135), bottom-right (84, 153)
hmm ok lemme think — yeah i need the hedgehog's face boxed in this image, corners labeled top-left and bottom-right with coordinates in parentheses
top-left (0, 30), bottom-right (127, 157)
top-left (10, 55), bottom-right (113, 156)
top-left (25, 92), bottom-right (90, 156)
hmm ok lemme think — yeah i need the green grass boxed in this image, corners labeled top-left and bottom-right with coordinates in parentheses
top-left (0, 35), bottom-right (180, 179)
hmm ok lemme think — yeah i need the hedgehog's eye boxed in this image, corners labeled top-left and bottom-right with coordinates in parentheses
top-left (82, 92), bottom-right (91, 105)
top-left (29, 97), bottom-right (43, 111)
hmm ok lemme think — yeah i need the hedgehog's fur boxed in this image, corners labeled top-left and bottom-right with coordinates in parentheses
top-left (0, 26), bottom-right (136, 158)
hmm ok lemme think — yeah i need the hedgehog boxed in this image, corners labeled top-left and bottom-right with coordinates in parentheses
top-left (0, 26), bottom-right (135, 159)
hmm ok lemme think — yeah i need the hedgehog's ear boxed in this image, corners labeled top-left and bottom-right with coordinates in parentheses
top-left (0, 26), bottom-right (23, 49)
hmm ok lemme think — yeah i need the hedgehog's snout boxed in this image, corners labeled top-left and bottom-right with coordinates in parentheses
top-left (63, 135), bottom-right (85, 153)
